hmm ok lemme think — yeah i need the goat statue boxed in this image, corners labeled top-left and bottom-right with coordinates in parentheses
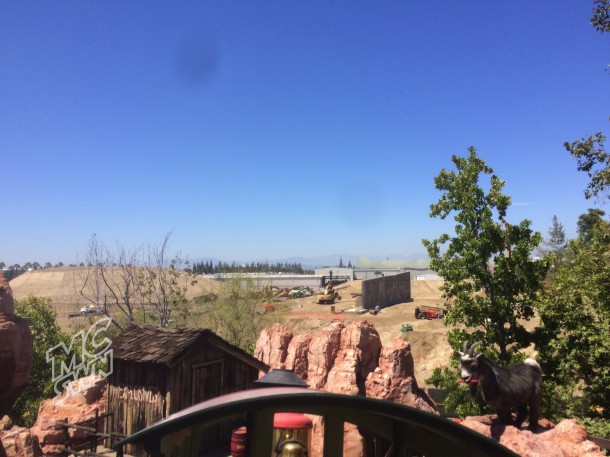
top-left (459, 341), bottom-right (542, 431)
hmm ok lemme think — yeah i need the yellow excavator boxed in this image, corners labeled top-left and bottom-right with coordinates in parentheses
top-left (317, 283), bottom-right (341, 304)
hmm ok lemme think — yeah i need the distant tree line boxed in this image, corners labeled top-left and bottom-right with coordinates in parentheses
top-left (189, 260), bottom-right (313, 275)
top-left (0, 261), bottom-right (67, 281)
top-left (337, 256), bottom-right (353, 268)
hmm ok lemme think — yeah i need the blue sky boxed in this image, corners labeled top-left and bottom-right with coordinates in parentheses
top-left (1, 2), bottom-right (608, 265)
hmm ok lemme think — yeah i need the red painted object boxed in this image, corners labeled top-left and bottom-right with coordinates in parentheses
top-left (274, 412), bottom-right (313, 429)
top-left (231, 414), bottom-right (313, 456)
top-left (230, 427), bottom-right (247, 457)
top-left (415, 307), bottom-right (445, 319)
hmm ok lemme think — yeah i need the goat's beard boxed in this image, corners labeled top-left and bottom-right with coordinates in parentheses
top-left (468, 381), bottom-right (478, 396)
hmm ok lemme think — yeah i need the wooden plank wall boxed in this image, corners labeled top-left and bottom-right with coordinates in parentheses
top-left (108, 342), bottom-right (261, 455)
top-left (166, 341), bottom-right (260, 414)
top-left (165, 341), bottom-right (261, 451)
top-left (107, 361), bottom-right (168, 457)
top-left (107, 383), bottom-right (165, 457)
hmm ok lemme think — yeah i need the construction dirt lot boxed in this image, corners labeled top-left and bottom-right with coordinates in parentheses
top-left (10, 270), bottom-right (451, 386)
top-left (276, 279), bottom-right (452, 385)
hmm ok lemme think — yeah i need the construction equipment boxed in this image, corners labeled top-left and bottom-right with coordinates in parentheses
top-left (401, 323), bottom-right (414, 333)
top-left (289, 287), bottom-right (314, 298)
top-left (317, 284), bottom-right (341, 304)
top-left (415, 306), bottom-right (445, 320)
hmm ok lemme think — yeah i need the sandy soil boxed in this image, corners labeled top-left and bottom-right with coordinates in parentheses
top-left (9, 268), bottom-right (222, 330)
top-left (10, 270), bottom-right (451, 386)
top-left (275, 280), bottom-right (452, 385)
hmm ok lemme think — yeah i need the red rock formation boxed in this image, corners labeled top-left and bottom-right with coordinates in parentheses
top-left (326, 322), bottom-right (381, 396)
top-left (460, 416), bottom-right (606, 457)
top-left (254, 321), bottom-right (436, 457)
top-left (254, 321), bottom-right (433, 407)
top-left (306, 322), bottom-right (344, 390)
top-left (30, 375), bottom-right (107, 457)
top-left (254, 323), bottom-right (293, 370)
top-left (0, 272), bottom-right (33, 417)
top-left (365, 338), bottom-right (436, 413)
top-left (0, 417), bottom-right (41, 457)
top-left (255, 323), bottom-right (607, 457)
top-left (284, 332), bottom-right (314, 380)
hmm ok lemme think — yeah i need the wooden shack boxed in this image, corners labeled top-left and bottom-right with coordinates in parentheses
top-left (107, 324), bottom-right (268, 455)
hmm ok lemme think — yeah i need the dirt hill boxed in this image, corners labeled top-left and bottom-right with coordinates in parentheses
top-left (10, 270), bottom-right (451, 384)
top-left (278, 279), bottom-right (451, 384)
top-left (9, 268), bottom-right (220, 330)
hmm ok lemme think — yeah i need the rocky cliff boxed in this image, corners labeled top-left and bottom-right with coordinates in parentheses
top-left (0, 272), bottom-right (33, 417)
top-left (254, 321), bottom-right (436, 456)
top-left (254, 321), bottom-right (607, 457)
top-left (30, 375), bottom-right (107, 457)
top-left (460, 416), bottom-right (605, 457)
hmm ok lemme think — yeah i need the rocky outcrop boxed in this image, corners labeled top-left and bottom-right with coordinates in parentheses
top-left (459, 416), bottom-right (606, 457)
top-left (254, 321), bottom-right (433, 407)
top-left (254, 321), bottom-right (436, 457)
top-left (255, 322), bottom-right (607, 457)
top-left (0, 272), bottom-right (33, 417)
top-left (30, 375), bottom-right (107, 457)
top-left (254, 323), bottom-right (293, 371)
top-left (365, 338), bottom-right (436, 413)
top-left (284, 332), bottom-right (314, 380)
top-left (306, 322), bottom-right (345, 390)
top-left (0, 417), bottom-right (41, 457)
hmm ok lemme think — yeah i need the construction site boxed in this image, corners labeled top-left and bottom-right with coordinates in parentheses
top-left (9, 268), bottom-right (451, 385)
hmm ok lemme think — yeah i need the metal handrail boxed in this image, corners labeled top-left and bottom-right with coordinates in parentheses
top-left (113, 387), bottom-right (518, 457)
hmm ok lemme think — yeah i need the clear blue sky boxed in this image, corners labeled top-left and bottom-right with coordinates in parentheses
top-left (1, 2), bottom-right (608, 266)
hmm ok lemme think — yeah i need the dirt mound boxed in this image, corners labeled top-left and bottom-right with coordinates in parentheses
top-left (9, 268), bottom-right (220, 330)
top-left (10, 270), bottom-right (452, 386)
top-left (277, 279), bottom-right (451, 385)
top-left (410, 279), bottom-right (444, 299)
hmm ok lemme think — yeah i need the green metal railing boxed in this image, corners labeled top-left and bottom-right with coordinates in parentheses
top-left (114, 387), bottom-right (518, 457)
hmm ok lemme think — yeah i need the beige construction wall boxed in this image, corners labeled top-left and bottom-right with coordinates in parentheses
top-left (361, 272), bottom-right (411, 309)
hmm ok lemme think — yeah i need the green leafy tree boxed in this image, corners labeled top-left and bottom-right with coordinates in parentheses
top-left (577, 208), bottom-right (606, 242)
top-left (538, 215), bottom-right (569, 281)
top-left (537, 220), bottom-right (610, 424)
top-left (202, 276), bottom-right (272, 352)
top-left (565, 1), bottom-right (610, 201)
top-left (422, 148), bottom-right (548, 362)
top-left (546, 215), bottom-right (567, 253)
top-left (423, 150), bottom-right (548, 418)
top-left (426, 366), bottom-right (482, 418)
top-left (565, 132), bottom-right (610, 202)
top-left (591, 0), bottom-right (610, 33)
top-left (11, 296), bottom-right (72, 427)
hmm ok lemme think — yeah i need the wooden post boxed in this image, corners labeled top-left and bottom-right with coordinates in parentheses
top-left (91, 409), bottom-right (98, 452)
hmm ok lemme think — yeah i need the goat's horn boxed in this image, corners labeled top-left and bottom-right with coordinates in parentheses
top-left (463, 341), bottom-right (469, 354)
top-left (468, 341), bottom-right (482, 354)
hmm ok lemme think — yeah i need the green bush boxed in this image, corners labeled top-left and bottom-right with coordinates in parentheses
top-left (11, 295), bottom-right (72, 427)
